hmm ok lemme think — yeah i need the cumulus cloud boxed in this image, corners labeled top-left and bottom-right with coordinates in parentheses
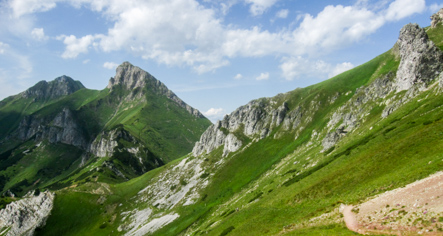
top-left (57, 34), bottom-right (96, 59)
top-left (276, 9), bottom-right (289, 18)
top-left (103, 62), bottom-right (118, 70)
top-left (9, 0), bottom-right (58, 18)
top-left (8, 0), bottom-right (426, 76)
top-left (245, 0), bottom-right (278, 16)
top-left (203, 108), bottom-right (225, 122)
top-left (256, 72), bottom-right (269, 80)
top-left (234, 73), bottom-right (243, 79)
top-left (330, 62), bottom-right (354, 77)
top-left (31, 28), bottom-right (48, 41)
top-left (384, 0), bottom-right (425, 21)
top-left (280, 57), bottom-right (354, 80)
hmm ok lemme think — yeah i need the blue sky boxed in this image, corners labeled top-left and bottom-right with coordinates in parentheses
top-left (0, 0), bottom-right (442, 122)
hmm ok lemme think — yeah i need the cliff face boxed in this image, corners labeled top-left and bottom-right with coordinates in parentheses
top-left (22, 75), bottom-right (84, 101)
top-left (0, 191), bottom-right (54, 236)
top-left (193, 22), bottom-right (443, 155)
top-left (394, 24), bottom-right (443, 92)
top-left (16, 108), bottom-right (88, 149)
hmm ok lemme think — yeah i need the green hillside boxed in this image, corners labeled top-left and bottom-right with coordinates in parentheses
top-left (0, 63), bottom-right (211, 196)
top-left (28, 22), bottom-right (443, 236)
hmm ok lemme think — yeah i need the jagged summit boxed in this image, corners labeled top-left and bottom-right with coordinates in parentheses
top-left (107, 61), bottom-right (153, 90)
top-left (394, 23), bottom-right (443, 91)
top-left (22, 75), bottom-right (85, 100)
top-left (107, 61), bottom-right (205, 118)
top-left (431, 8), bottom-right (443, 28)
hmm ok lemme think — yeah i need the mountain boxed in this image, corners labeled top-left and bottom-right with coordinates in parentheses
top-left (0, 62), bottom-right (211, 197)
top-left (1, 10), bottom-right (443, 236)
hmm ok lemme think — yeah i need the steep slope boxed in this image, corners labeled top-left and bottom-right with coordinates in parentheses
top-left (0, 62), bottom-right (211, 196)
top-left (30, 14), bottom-right (443, 236)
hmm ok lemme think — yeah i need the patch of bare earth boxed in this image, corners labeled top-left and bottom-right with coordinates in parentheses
top-left (345, 171), bottom-right (443, 235)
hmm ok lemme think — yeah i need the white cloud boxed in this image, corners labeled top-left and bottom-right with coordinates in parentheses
top-left (276, 9), bottom-right (289, 18)
top-left (330, 62), bottom-right (354, 77)
top-left (31, 28), bottom-right (48, 41)
top-left (203, 107), bottom-right (224, 117)
top-left (9, 0), bottom-right (59, 18)
top-left (0, 42), bottom-right (9, 54)
top-left (429, 3), bottom-right (443, 13)
top-left (256, 72), bottom-right (269, 80)
top-left (234, 73), bottom-right (243, 79)
top-left (280, 57), bottom-right (354, 80)
top-left (202, 107), bottom-right (225, 122)
top-left (57, 34), bottom-right (96, 59)
top-left (103, 62), bottom-right (118, 70)
top-left (82, 59), bottom-right (90, 64)
top-left (20, 0), bottom-right (426, 75)
top-left (384, 0), bottom-right (425, 21)
top-left (245, 0), bottom-right (278, 16)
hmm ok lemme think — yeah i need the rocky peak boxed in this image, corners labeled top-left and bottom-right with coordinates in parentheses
top-left (22, 75), bottom-right (85, 100)
top-left (394, 23), bottom-right (443, 91)
top-left (107, 62), bottom-right (204, 118)
top-left (107, 62), bottom-right (152, 91)
top-left (431, 8), bottom-right (443, 28)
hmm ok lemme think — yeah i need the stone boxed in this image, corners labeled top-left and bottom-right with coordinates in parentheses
top-left (22, 75), bottom-right (84, 100)
top-left (107, 62), bottom-right (204, 118)
top-left (0, 191), bottom-right (54, 236)
top-left (431, 8), bottom-right (443, 28)
top-left (394, 24), bottom-right (443, 92)
top-left (16, 108), bottom-right (88, 149)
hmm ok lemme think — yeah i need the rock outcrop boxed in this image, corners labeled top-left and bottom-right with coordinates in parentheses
top-left (22, 75), bottom-right (84, 100)
top-left (0, 191), bottom-right (54, 236)
top-left (431, 8), bottom-right (443, 28)
top-left (17, 108), bottom-right (88, 149)
top-left (192, 99), bottom-right (298, 157)
top-left (394, 23), bottom-right (443, 92)
top-left (107, 62), bottom-right (204, 118)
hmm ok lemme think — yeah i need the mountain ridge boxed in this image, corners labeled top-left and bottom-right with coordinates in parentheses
top-left (0, 10), bottom-right (442, 236)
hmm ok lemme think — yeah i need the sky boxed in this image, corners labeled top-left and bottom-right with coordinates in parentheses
top-left (0, 0), bottom-right (442, 123)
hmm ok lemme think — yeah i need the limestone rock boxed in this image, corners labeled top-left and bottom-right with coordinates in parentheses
top-left (394, 23), bottom-right (443, 92)
top-left (17, 108), bottom-right (88, 149)
top-left (0, 191), bottom-right (54, 236)
top-left (107, 62), bottom-right (204, 118)
top-left (431, 8), bottom-right (443, 28)
top-left (22, 75), bottom-right (84, 100)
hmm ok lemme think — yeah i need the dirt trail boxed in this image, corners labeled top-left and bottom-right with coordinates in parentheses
top-left (343, 172), bottom-right (443, 235)
top-left (343, 205), bottom-right (365, 234)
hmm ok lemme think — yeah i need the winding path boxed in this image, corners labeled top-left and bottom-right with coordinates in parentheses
top-left (343, 205), bottom-right (360, 233)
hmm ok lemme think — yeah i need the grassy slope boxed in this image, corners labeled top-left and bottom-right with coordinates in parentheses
top-left (35, 26), bottom-right (442, 236)
top-left (0, 76), bottom-right (210, 195)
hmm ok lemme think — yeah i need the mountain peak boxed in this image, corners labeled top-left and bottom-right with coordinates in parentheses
top-left (106, 62), bottom-right (152, 90)
top-left (22, 75), bottom-right (85, 100)
top-left (431, 8), bottom-right (443, 28)
top-left (107, 62), bottom-right (205, 118)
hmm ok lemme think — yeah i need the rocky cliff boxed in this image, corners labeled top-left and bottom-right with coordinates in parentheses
top-left (431, 8), bottom-right (443, 28)
top-left (16, 108), bottom-right (88, 149)
top-left (193, 22), bottom-right (443, 155)
top-left (107, 62), bottom-right (204, 118)
top-left (22, 75), bottom-right (84, 101)
top-left (0, 191), bottom-right (54, 236)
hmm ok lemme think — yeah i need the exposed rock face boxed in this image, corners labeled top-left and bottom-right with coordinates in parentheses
top-left (431, 8), bottom-right (443, 28)
top-left (0, 191), bottom-right (54, 236)
top-left (107, 62), bottom-right (204, 118)
top-left (22, 75), bottom-right (84, 100)
top-left (193, 99), bottom-right (298, 157)
top-left (394, 23), bottom-right (443, 92)
top-left (17, 108), bottom-right (88, 149)
top-left (89, 129), bottom-right (134, 158)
